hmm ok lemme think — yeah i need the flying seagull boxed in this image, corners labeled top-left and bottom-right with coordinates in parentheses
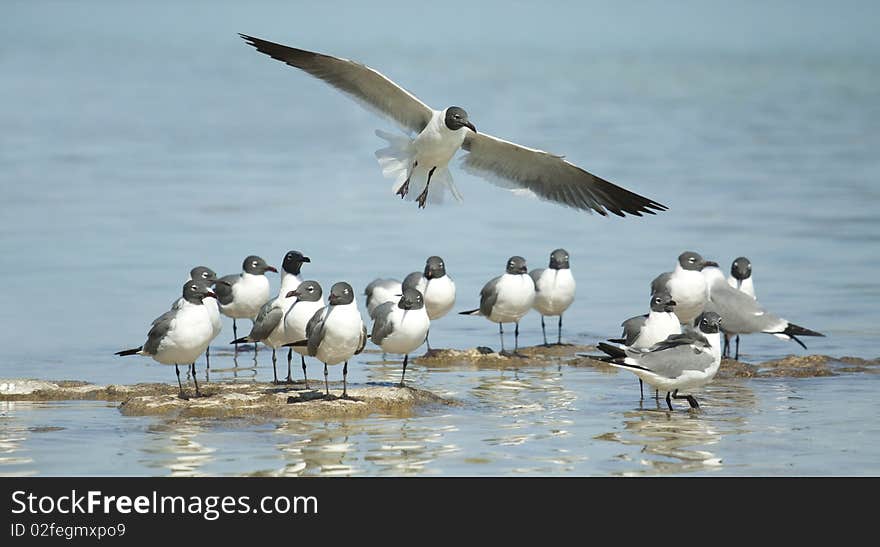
top-left (239, 34), bottom-right (667, 216)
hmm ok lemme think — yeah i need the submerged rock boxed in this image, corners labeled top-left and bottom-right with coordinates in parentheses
top-left (0, 378), bottom-right (453, 419)
top-left (415, 344), bottom-right (598, 368)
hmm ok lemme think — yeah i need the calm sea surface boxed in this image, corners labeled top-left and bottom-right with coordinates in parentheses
top-left (1, 1), bottom-right (879, 476)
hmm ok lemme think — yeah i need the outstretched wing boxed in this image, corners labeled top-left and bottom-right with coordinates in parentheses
top-left (240, 34), bottom-right (434, 134)
top-left (461, 132), bottom-right (667, 217)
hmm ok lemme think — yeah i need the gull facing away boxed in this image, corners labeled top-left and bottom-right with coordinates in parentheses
top-left (607, 291), bottom-right (682, 399)
top-left (239, 34), bottom-right (667, 216)
top-left (459, 256), bottom-right (536, 356)
top-left (530, 249), bottom-right (576, 346)
top-left (725, 256), bottom-right (756, 357)
top-left (650, 251), bottom-right (719, 325)
top-left (282, 280), bottom-right (325, 388)
top-left (285, 282), bottom-right (367, 399)
top-left (597, 312), bottom-right (723, 411)
top-left (216, 255), bottom-right (277, 356)
top-left (701, 266), bottom-right (824, 360)
top-left (116, 280), bottom-right (217, 399)
top-left (370, 288), bottom-right (431, 387)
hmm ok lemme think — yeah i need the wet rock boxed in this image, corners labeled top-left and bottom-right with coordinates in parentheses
top-left (415, 344), bottom-right (598, 368)
top-left (1, 379), bottom-right (454, 419)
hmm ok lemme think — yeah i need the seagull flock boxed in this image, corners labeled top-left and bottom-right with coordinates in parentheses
top-left (115, 35), bottom-right (826, 410)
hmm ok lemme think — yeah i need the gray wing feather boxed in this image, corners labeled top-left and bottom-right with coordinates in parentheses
top-left (629, 343), bottom-right (715, 378)
top-left (305, 307), bottom-right (327, 357)
top-left (619, 314), bottom-right (648, 346)
top-left (529, 268), bottom-right (546, 290)
top-left (247, 301), bottom-right (283, 341)
top-left (650, 272), bottom-right (671, 296)
top-left (356, 324), bottom-right (368, 355)
top-left (479, 276), bottom-right (502, 317)
top-left (144, 311), bottom-right (176, 355)
top-left (370, 302), bottom-right (396, 346)
top-left (215, 274), bottom-right (239, 306)
top-left (240, 35), bottom-right (434, 134)
top-left (461, 132), bottom-right (666, 217)
top-left (704, 285), bottom-right (783, 335)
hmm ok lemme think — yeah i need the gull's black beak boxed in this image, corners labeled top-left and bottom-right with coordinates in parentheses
top-left (328, 295), bottom-right (339, 305)
top-left (301, 256), bottom-right (311, 263)
top-left (701, 260), bottom-right (720, 270)
top-left (464, 121), bottom-right (477, 133)
top-left (266, 265), bottom-right (278, 273)
top-left (204, 291), bottom-right (217, 300)
top-left (286, 290), bottom-right (299, 298)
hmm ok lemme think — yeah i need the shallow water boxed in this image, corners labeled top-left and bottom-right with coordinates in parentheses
top-left (1, 1), bottom-right (879, 476)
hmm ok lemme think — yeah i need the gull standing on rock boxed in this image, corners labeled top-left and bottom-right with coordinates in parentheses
top-left (116, 280), bottom-right (217, 399)
top-left (701, 265), bottom-right (824, 360)
top-left (407, 256), bottom-right (455, 350)
top-left (725, 256), bottom-right (756, 357)
top-left (286, 282), bottom-right (367, 399)
top-left (650, 251), bottom-right (718, 325)
top-left (530, 249), bottom-right (576, 346)
top-left (597, 312), bottom-right (723, 411)
top-left (370, 288), bottom-right (430, 387)
top-left (171, 266), bottom-right (223, 371)
top-left (216, 255), bottom-right (277, 356)
top-left (460, 256), bottom-right (535, 356)
top-left (239, 34), bottom-right (667, 216)
top-left (282, 280), bottom-right (325, 388)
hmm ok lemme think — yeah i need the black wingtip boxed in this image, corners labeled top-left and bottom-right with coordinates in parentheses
top-left (114, 347), bottom-right (141, 357)
top-left (607, 338), bottom-right (626, 344)
top-left (597, 342), bottom-right (627, 359)
top-left (230, 337), bottom-right (250, 345)
top-left (784, 323), bottom-right (825, 338)
top-left (282, 340), bottom-right (309, 348)
top-left (459, 308), bottom-right (480, 316)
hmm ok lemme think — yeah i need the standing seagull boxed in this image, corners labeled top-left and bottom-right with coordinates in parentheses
top-left (282, 280), bottom-right (325, 388)
top-left (116, 280), bottom-right (217, 399)
top-left (459, 256), bottom-right (535, 356)
top-left (287, 282), bottom-right (367, 399)
top-left (229, 286), bottom-right (297, 384)
top-left (727, 256), bottom-right (756, 298)
top-left (239, 34), bottom-right (667, 216)
top-left (171, 266), bottom-right (223, 370)
top-left (607, 291), bottom-right (682, 399)
top-left (725, 256), bottom-right (755, 357)
top-left (530, 249), bottom-right (576, 345)
top-left (701, 266), bottom-right (824, 360)
top-left (370, 288), bottom-right (431, 387)
top-left (408, 256), bottom-right (455, 350)
top-left (364, 272), bottom-right (422, 315)
top-left (216, 255), bottom-right (277, 355)
top-left (597, 312), bottom-right (724, 411)
top-left (650, 251), bottom-right (719, 325)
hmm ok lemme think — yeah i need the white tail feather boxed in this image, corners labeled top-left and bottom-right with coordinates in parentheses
top-left (374, 129), bottom-right (463, 205)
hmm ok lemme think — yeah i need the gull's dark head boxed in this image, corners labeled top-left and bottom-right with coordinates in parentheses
top-left (398, 288), bottom-right (425, 311)
top-left (505, 256), bottom-right (528, 275)
top-left (695, 311), bottom-right (722, 334)
top-left (183, 279), bottom-right (217, 304)
top-left (424, 256), bottom-right (447, 279)
top-left (444, 106), bottom-right (476, 133)
top-left (328, 282), bottom-right (355, 306)
top-left (282, 250), bottom-right (310, 275)
top-left (189, 266), bottom-right (217, 285)
top-left (678, 251), bottom-right (718, 272)
top-left (243, 255), bottom-right (277, 275)
top-left (650, 291), bottom-right (676, 313)
top-left (549, 249), bottom-right (570, 270)
top-left (286, 280), bottom-right (322, 302)
top-left (730, 257), bottom-right (752, 281)
top-left (402, 271), bottom-right (423, 292)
